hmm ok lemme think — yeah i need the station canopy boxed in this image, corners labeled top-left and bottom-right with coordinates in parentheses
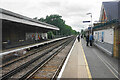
top-left (0, 8), bottom-right (59, 31)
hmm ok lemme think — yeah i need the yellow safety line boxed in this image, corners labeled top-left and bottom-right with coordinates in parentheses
top-left (80, 40), bottom-right (92, 80)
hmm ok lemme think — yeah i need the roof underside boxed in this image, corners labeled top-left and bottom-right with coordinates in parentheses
top-left (0, 8), bottom-right (59, 31)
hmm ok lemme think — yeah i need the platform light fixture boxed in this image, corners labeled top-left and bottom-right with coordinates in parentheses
top-left (86, 13), bottom-right (92, 33)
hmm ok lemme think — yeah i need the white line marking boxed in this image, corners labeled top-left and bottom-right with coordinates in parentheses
top-left (98, 54), bottom-right (120, 76)
top-left (94, 43), bottom-right (112, 55)
top-left (94, 52), bottom-right (119, 79)
top-left (93, 43), bottom-right (120, 76)
top-left (57, 38), bottom-right (77, 80)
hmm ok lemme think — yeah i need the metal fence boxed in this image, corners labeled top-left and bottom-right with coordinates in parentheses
top-left (93, 19), bottom-right (119, 29)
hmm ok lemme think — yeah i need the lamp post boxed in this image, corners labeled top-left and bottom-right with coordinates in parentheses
top-left (86, 13), bottom-right (92, 34)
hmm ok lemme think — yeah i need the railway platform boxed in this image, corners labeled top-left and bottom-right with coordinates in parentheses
top-left (0, 36), bottom-right (71, 56)
top-left (58, 39), bottom-right (92, 79)
top-left (58, 38), bottom-right (119, 80)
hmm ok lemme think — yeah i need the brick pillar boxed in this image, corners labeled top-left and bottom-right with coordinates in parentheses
top-left (118, 27), bottom-right (120, 58)
top-left (113, 26), bottom-right (120, 58)
top-left (0, 19), bottom-right (2, 52)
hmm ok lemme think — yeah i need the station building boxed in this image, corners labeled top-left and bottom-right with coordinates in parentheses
top-left (93, 1), bottom-right (120, 58)
top-left (0, 8), bottom-right (59, 51)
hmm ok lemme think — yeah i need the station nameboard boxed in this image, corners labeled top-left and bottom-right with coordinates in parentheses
top-left (83, 21), bottom-right (91, 23)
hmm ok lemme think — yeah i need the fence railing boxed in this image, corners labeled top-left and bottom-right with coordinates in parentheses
top-left (93, 19), bottom-right (119, 29)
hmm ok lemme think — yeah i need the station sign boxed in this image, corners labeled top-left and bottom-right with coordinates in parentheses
top-left (88, 27), bottom-right (91, 30)
top-left (83, 21), bottom-right (91, 23)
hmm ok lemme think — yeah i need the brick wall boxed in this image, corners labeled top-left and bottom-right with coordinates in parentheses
top-left (0, 19), bottom-right (2, 52)
top-left (118, 27), bottom-right (120, 58)
top-left (113, 26), bottom-right (120, 58)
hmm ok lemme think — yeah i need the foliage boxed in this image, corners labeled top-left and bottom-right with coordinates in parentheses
top-left (34, 14), bottom-right (79, 38)
top-left (81, 29), bottom-right (85, 36)
top-left (47, 31), bottom-right (55, 39)
top-left (38, 18), bottom-right (45, 22)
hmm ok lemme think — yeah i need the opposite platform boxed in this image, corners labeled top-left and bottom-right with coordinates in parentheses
top-left (0, 36), bottom-right (72, 56)
top-left (58, 39), bottom-right (92, 79)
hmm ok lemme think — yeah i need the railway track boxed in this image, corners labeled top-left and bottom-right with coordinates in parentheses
top-left (28, 37), bottom-right (76, 80)
top-left (2, 36), bottom-right (75, 80)
top-left (1, 38), bottom-right (67, 68)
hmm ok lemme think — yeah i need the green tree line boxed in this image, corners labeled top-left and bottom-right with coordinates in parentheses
top-left (34, 14), bottom-right (79, 38)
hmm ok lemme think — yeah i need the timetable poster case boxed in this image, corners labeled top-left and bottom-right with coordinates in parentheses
top-left (94, 29), bottom-right (114, 44)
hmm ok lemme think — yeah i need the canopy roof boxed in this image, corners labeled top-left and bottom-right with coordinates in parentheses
top-left (0, 8), bottom-right (59, 30)
top-left (99, 1), bottom-right (119, 22)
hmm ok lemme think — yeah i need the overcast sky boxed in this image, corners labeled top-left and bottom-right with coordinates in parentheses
top-left (0, 0), bottom-right (117, 32)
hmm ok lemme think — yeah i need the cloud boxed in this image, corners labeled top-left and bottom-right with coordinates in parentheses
top-left (0, 0), bottom-right (115, 32)
top-left (41, 1), bottom-right (61, 7)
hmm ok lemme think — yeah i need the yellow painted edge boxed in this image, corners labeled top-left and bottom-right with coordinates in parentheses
top-left (80, 40), bottom-right (92, 80)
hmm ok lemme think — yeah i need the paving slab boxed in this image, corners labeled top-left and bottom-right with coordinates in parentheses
top-left (60, 40), bottom-right (91, 79)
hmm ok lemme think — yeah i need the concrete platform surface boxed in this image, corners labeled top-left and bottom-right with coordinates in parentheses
top-left (58, 39), bottom-right (92, 79)
top-left (81, 39), bottom-right (119, 79)
top-left (58, 38), bottom-right (119, 80)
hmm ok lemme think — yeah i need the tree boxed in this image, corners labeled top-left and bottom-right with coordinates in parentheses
top-left (81, 29), bottom-right (85, 36)
top-left (47, 31), bottom-right (54, 39)
top-left (38, 18), bottom-right (45, 22)
top-left (34, 14), bottom-right (79, 38)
